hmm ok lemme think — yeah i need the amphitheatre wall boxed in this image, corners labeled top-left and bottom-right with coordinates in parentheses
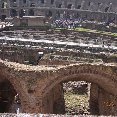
top-left (1, 0), bottom-right (117, 23)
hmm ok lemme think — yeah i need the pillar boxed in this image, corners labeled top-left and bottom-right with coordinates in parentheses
top-left (98, 88), bottom-right (117, 115)
top-left (53, 83), bottom-right (65, 114)
top-left (41, 83), bottom-right (65, 114)
top-left (90, 83), bottom-right (117, 115)
top-left (90, 83), bottom-right (99, 115)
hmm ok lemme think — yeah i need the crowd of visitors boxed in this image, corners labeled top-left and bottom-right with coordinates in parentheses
top-left (52, 17), bottom-right (116, 29)
top-left (52, 18), bottom-right (82, 29)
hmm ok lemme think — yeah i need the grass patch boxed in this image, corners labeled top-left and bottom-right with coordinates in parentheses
top-left (55, 27), bottom-right (117, 37)
top-left (64, 92), bottom-right (90, 115)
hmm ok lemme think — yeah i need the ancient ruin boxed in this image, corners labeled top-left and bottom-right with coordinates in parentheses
top-left (0, 0), bottom-right (117, 116)
top-left (0, 59), bottom-right (117, 115)
top-left (0, 29), bottom-right (116, 115)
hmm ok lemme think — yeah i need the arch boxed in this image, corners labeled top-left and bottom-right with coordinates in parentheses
top-left (56, 11), bottom-right (60, 18)
top-left (41, 0), bottom-right (44, 4)
top-left (37, 64), bottom-right (117, 97)
top-left (2, 2), bottom-right (7, 8)
top-left (35, 64), bottom-right (117, 115)
top-left (67, 4), bottom-right (72, 9)
top-left (46, 10), bottom-right (52, 17)
top-left (23, 0), bottom-right (26, 4)
top-left (30, 3), bottom-right (35, 7)
top-left (29, 9), bottom-right (34, 16)
top-left (77, 5), bottom-right (81, 9)
top-left (19, 9), bottom-right (26, 17)
top-left (0, 69), bottom-right (27, 112)
top-left (105, 7), bottom-right (109, 12)
top-left (0, 80), bottom-right (17, 113)
top-left (10, 9), bottom-right (17, 17)
top-left (1, 15), bottom-right (6, 21)
top-left (58, 4), bottom-right (62, 8)
top-left (51, 0), bottom-right (54, 4)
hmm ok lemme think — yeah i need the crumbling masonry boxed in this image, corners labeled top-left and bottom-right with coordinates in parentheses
top-left (0, 59), bottom-right (117, 115)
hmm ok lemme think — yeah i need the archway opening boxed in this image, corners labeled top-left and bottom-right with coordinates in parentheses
top-left (30, 3), bottom-right (35, 7)
top-left (63, 81), bottom-right (91, 115)
top-left (45, 80), bottom-right (101, 115)
top-left (51, 0), bottom-right (54, 4)
top-left (51, 81), bottom-right (93, 115)
top-left (105, 7), bottom-right (109, 12)
top-left (0, 80), bottom-right (21, 113)
top-left (56, 11), bottom-right (60, 18)
top-left (46, 11), bottom-right (52, 17)
top-left (42, 66), bottom-right (117, 115)
top-left (19, 9), bottom-right (26, 17)
top-left (10, 9), bottom-right (17, 17)
top-left (77, 5), bottom-right (81, 9)
top-left (41, 0), bottom-right (44, 4)
top-left (1, 15), bottom-right (6, 21)
top-left (58, 4), bottom-right (62, 8)
top-left (29, 9), bottom-right (34, 16)
top-left (67, 4), bottom-right (72, 9)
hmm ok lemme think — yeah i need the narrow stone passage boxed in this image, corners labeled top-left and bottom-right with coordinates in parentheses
top-left (0, 80), bottom-right (19, 113)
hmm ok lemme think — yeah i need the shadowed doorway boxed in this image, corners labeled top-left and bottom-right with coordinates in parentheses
top-left (0, 80), bottom-right (20, 113)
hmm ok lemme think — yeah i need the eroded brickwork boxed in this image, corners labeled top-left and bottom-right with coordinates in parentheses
top-left (0, 59), bottom-right (117, 115)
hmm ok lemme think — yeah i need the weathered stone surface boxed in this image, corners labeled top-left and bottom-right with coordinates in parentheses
top-left (0, 59), bottom-right (117, 115)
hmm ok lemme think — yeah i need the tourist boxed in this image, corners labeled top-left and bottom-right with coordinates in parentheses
top-left (14, 94), bottom-right (22, 113)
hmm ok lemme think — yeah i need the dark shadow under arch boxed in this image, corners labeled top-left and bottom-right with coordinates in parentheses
top-left (46, 11), bottom-right (52, 17)
top-left (29, 9), bottom-right (34, 16)
top-left (10, 9), bottom-right (17, 17)
top-left (19, 9), bottom-right (26, 17)
top-left (0, 71), bottom-right (26, 113)
top-left (0, 80), bottom-right (19, 113)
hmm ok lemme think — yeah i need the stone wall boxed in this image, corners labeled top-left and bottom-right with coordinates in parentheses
top-left (0, 59), bottom-right (117, 115)
top-left (90, 83), bottom-right (117, 116)
top-left (1, 0), bottom-right (117, 23)
top-left (42, 84), bottom-right (65, 114)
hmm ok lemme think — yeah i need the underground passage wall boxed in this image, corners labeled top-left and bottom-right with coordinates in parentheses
top-left (36, 64), bottom-right (117, 115)
top-left (41, 84), bottom-right (65, 114)
top-left (41, 82), bottom-right (117, 115)
top-left (1, 60), bottom-right (117, 115)
top-left (0, 80), bottom-right (18, 113)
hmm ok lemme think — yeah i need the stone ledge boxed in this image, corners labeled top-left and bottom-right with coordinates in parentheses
top-left (0, 59), bottom-right (117, 72)
top-left (0, 113), bottom-right (114, 117)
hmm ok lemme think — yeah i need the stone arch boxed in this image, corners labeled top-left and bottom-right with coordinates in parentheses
top-left (1, 15), bottom-right (6, 21)
top-left (67, 4), bottom-right (72, 9)
top-left (56, 11), bottom-right (60, 18)
top-left (46, 10), bottom-right (52, 17)
top-left (30, 3), bottom-right (35, 7)
top-left (58, 4), bottom-right (62, 8)
top-left (19, 9), bottom-right (26, 17)
top-left (41, 0), bottom-right (44, 4)
top-left (37, 64), bottom-right (117, 97)
top-left (0, 68), bottom-right (28, 112)
top-left (0, 79), bottom-right (17, 112)
top-left (36, 64), bottom-right (117, 115)
top-left (77, 5), bottom-right (81, 9)
top-left (10, 9), bottom-right (17, 17)
top-left (105, 6), bottom-right (109, 12)
top-left (51, 0), bottom-right (54, 5)
top-left (1, 2), bottom-right (7, 8)
top-left (29, 9), bottom-right (34, 16)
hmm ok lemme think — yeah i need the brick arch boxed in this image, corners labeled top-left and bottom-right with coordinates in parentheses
top-left (0, 69), bottom-right (28, 112)
top-left (39, 64), bottom-right (117, 97)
